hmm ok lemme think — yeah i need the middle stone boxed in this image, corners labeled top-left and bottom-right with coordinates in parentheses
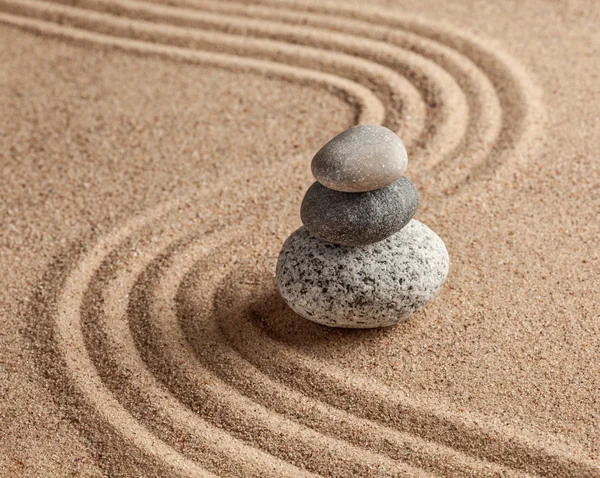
top-left (300, 176), bottom-right (419, 247)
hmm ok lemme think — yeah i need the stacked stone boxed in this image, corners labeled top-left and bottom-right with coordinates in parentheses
top-left (276, 124), bottom-right (449, 329)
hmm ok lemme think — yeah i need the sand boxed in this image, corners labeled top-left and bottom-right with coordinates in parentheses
top-left (0, 0), bottom-right (598, 476)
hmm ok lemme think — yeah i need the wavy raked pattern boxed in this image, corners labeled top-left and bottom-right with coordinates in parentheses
top-left (11, 0), bottom-right (595, 476)
top-left (2, 0), bottom-right (544, 191)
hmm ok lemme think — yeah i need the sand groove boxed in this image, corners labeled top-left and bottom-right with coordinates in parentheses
top-left (65, 0), bottom-right (541, 190)
top-left (202, 0), bottom-right (546, 189)
top-left (28, 188), bottom-right (600, 476)
top-left (213, 265), bottom-right (598, 477)
top-left (13, 0), bottom-right (593, 476)
top-left (123, 240), bottom-right (431, 477)
top-left (79, 221), bottom-right (323, 477)
top-left (0, 0), bottom-right (545, 193)
top-left (39, 0), bottom-right (469, 165)
top-left (143, 238), bottom-right (535, 477)
top-left (0, 15), bottom-right (384, 126)
top-left (1, 0), bottom-right (422, 141)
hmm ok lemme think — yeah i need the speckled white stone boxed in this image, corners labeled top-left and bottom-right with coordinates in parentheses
top-left (311, 124), bottom-right (408, 193)
top-left (276, 220), bottom-right (449, 328)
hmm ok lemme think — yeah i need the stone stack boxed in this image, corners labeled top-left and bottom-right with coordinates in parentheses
top-left (276, 124), bottom-right (449, 328)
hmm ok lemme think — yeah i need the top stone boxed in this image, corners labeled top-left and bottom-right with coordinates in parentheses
top-left (311, 124), bottom-right (408, 192)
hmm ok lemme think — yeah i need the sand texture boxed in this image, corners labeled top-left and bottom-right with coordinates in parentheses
top-left (1, 0), bottom-right (599, 476)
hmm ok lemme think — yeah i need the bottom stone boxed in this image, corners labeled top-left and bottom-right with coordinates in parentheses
top-left (276, 220), bottom-right (449, 328)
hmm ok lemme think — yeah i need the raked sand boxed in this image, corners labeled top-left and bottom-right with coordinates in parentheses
top-left (1, 0), bottom-right (599, 476)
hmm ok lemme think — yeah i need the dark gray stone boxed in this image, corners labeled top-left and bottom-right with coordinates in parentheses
top-left (300, 176), bottom-right (418, 246)
top-left (311, 124), bottom-right (408, 192)
top-left (276, 220), bottom-right (450, 328)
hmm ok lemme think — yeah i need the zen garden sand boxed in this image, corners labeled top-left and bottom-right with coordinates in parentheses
top-left (1, 0), bottom-right (599, 476)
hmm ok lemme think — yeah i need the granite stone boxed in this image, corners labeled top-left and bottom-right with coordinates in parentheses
top-left (311, 124), bottom-right (408, 193)
top-left (300, 176), bottom-right (418, 246)
top-left (276, 220), bottom-right (449, 328)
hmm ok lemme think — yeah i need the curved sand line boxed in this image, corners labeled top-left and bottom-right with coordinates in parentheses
top-left (140, 0), bottom-right (544, 191)
top-left (214, 263), bottom-right (599, 477)
top-left (30, 190), bottom-right (531, 476)
top-left (0, 12), bottom-right (384, 127)
top-left (147, 238), bottom-right (533, 476)
top-left (123, 238), bottom-right (430, 476)
top-left (33, 189), bottom-right (597, 477)
top-left (28, 188), bottom-right (431, 476)
top-left (46, 0), bottom-right (504, 187)
top-left (0, 0), bottom-right (420, 140)
top-left (0, 0), bottom-right (541, 195)
top-left (25, 200), bottom-right (224, 478)
top-left (26, 190), bottom-right (333, 477)
top-left (30, 188), bottom-right (596, 477)
top-left (41, 0), bottom-right (470, 168)
top-left (207, 0), bottom-right (546, 189)
top-left (79, 218), bottom-right (321, 477)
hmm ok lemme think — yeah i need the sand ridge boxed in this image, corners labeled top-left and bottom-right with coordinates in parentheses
top-left (1, 0), bottom-right (599, 476)
top-left (0, 0), bottom-right (546, 195)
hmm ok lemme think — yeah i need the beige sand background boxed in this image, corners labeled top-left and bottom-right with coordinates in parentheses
top-left (1, 0), bottom-right (599, 476)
